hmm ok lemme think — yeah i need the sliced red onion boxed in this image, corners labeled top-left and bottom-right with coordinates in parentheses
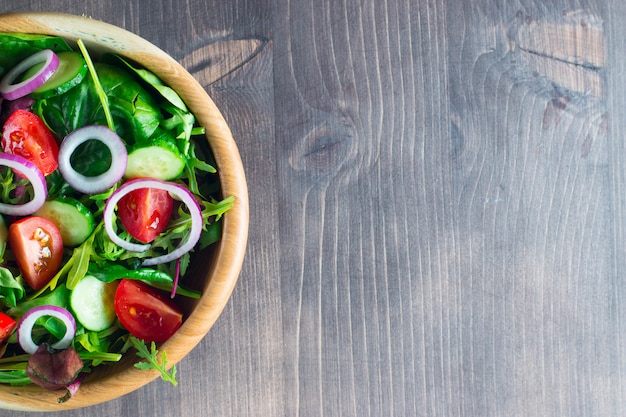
top-left (18, 305), bottom-right (76, 355)
top-left (171, 257), bottom-right (182, 298)
top-left (104, 178), bottom-right (203, 266)
top-left (58, 125), bottom-right (128, 194)
top-left (0, 153), bottom-right (47, 216)
top-left (0, 49), bottom-right (59, 100)
top-left (58, 373), bottom-right (83, 403)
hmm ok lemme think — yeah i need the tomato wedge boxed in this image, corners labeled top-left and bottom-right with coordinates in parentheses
top-left (2, 109), bottom-right (59, 176)
top-left (114, 279), bottom-right (183, 343)
top-left (116, 185), bottom-right (174, 243)
top-left (8, 216), bottom-right (63, 290)
top-left (0, 312), bottom-right (16, 344)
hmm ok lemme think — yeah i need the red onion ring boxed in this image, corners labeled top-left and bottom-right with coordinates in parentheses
top-left (0, 153), bottom-right (47, 216)
top-left (17, 305), bottom-right (76, 354)
top-left (0, 49), bottom-right (59, 100)
top-left (104, 178), bottom-right (203, 266)
top-left (58, 125), bottom-right (128, 194)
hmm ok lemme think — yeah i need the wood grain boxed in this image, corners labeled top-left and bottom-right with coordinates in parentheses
top-left (2, 0), bottom-right (626, 415)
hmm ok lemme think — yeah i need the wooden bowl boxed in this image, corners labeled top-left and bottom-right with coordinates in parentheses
top-left (0, 12), bottom-right (249, 410)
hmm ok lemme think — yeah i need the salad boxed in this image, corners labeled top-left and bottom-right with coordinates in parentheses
top-left (0, 33), bottom-right (233, 401)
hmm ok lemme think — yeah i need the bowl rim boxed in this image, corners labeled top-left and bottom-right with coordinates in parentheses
top-left (0, 11), bottom-right (249, 411)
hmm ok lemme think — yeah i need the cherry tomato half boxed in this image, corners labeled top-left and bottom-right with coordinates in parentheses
top-left (8, 216), bottom-right (63, 290)
top-left (0, 312), bottom-right (16, 344)
top-left (2, 109), bottom-right (59, 176)
top-left (114, 279), bottom-right (183, 343)
top-left (117, 186), bottom-right (174, 243)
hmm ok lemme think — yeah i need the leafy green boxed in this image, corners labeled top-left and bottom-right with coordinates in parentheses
top-left (37, 226), bottom-right (98, 295)
top-left (185, 141), bottom-right (217, 196)
top-left (105, 54), bottom-right (188, 112)
top-left (65, 229), bottom-right (98, 290)
top-left (0, 34), bottom-right (72, 77)
top-left (7, 285), bottom-right (69, 318)
top-left (74, 327), bottom-right (124, 367)
top-left (68, 138), bottom-right (113, 177)
top-left (129, 336), bottom-right (177, 386)
top-left (199, 220), bottom-right (223, 250)
top-left (0, 167), bottom-right (30, 205)
top-left (103, 53), bottom-right (196, 145)
top-left (87, 263), bottom-right (200, 299)
top-left (33, 63), bottom-right (161, 143)
top-left (77, 39), bottom-right (115, 131)
top-left (161, 102), bottom-right (196, 147)
top-left (38, 316), bottom-right (71, 342)
top-left (45, 170), bottom-right (76, 200)
top-left (103, 53), bottom-right (201, 162)
top-left (0, 267), bottom-right (24, 308)
top-left (0, 370), bottom-right (31, 386)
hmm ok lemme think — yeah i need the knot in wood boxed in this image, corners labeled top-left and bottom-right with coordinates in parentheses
top-left (290, 117), bottom-right (353, 177)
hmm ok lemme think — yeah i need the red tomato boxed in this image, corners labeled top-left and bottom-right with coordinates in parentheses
top-left (117, 186), bottom-right (174, 243)
top-left (8, 216), bottom-right (64, 290)
top-left (0, 312), bottom-right (16, 344)
top-left (2, 109), bottom-right (59, 176)
top-left (114, 279), bottom-right (183, 343)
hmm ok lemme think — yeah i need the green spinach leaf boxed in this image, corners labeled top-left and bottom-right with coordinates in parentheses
top-left (87, 263), bottom-right (200, 299)
top-left (33, 63), bottom-right (162, 144)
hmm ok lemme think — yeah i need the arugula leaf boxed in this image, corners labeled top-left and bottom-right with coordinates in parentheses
top-left (45, 170), bottom-right (76, 200)
top-left (39, 225), bottom-right (99, 294)
top-left (77, 39), bottom-right (114, 132)
top-left (0, 267), bottom-right (24, 309)
top-left (74, 332), bottom-right (123, 366)
top-left (7, 284), bottom-right (69, 318)
top-left (66, 230), bottom-right (97, 290)
top-left (0, 167), bottom-right (30, 205)
top-left (160, 102), bottom-right (196, 145)
top-left (184, 141), bottom-right (217, 196)
top-left (129, 336), bottom-right (177, 386)
top-left (73, 324), bottom-right (127, 367)
top-left (0, 370), bottom-right (31, 386)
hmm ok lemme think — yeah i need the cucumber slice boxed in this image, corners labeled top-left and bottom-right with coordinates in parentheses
top-left (27, 51), bottom-right (88, 99)
top-left (125, 138), bottom-right (186, 180)
top-left (70, 275), bottom-right (118, 331)
top-left (34, 196), bottom-right (95, 247)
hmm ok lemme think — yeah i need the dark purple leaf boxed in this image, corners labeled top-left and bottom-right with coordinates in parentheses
top-left (0, 96), bottom-right (34, 126)
top-left (25, 343), bottom-right (84, 391)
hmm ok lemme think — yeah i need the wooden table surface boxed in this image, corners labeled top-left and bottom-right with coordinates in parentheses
top-left (1, 0), bottom-right (626, 415)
